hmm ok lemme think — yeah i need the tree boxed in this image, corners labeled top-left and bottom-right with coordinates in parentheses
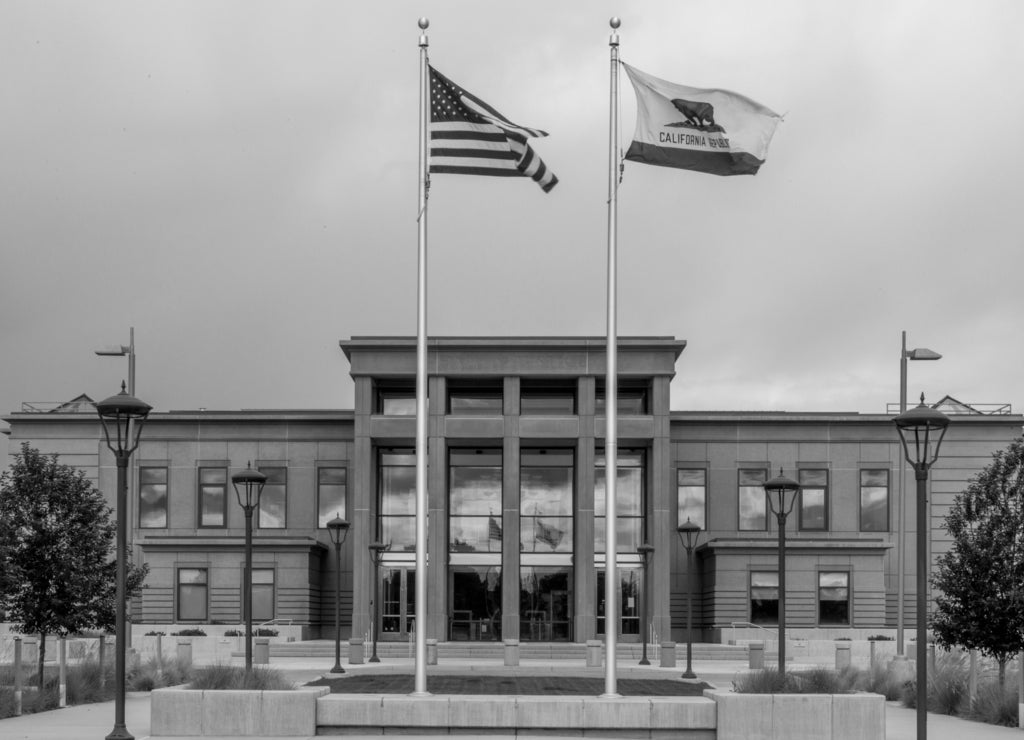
top-left (0, 443), bottom-right (148, 687)
top-left (930, 435), bottom-right (1024, 686)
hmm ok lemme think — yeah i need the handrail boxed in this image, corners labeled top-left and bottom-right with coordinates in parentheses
top-left (717, 621), bottom-right (775, 646)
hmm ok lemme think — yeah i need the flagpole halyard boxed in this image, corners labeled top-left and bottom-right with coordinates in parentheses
top-left (413, 15), bottom-right (431, 698)
top-left (602, 15), bottom-right (622, 700)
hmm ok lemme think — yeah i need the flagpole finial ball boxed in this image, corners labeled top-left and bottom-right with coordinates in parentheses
top-left (418, 18), bottom-right (429, 30)
top-left (610, 17), bottom-right (621, 29)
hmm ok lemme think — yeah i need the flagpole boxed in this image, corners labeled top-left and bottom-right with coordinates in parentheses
top-left (413, 16), bottom-right (430, 697)
top-left (602, 16), bottom-right (621, 700)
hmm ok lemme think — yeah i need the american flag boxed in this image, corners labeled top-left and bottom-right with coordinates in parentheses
top-left (429, 66), bottom-right (558, 193)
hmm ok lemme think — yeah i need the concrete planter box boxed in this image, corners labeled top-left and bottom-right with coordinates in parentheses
top-left (709, 690), bottom-right (884, 740)
top-left (150, 686), bottom-right (328, 736)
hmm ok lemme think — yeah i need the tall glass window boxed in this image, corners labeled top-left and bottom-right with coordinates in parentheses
top-left (177, 568), bottom-right (208, 621)
top-left (750, 571), bottom-right (778, 624)
top-left (594, 450), bottom-right (645, 553)
top-left (738, 469), bottom-right (768, 531)
top-left (198, 467), bottom-right (227, 527)
top-left (257, 467), bottom-right (286, 529)
top-left (798, 469), bottom-right (828, 531)
top-left (252, 568), bottom-right (275, 622)
top-left (520, 380), bottom-right (576, 415)
top-left (139, 466), bottom-right (168, 528)
top-left (449, 450), bottom-right (502, 553)
top-left (520, 450), bottom-right (573, 553)
top-left (819, 571), bottom-right (850, 625)
top-left (317, 467), bottom-right (347, 528)
top-left (447, 381), bottom-right (503, 415)
top-left (860, 469), bottom-right (889, 532)
top-left (520, 567), bottom-right (572, 641)
top-left (375, 381), bottom-right (416, 415)
top-left (677, 468), bottom-right (707, 530)
top-left (379, 450), bottom-right (416, 551)
top-left (596, 567), bottom-right (641, 636)
top-left (595, 380), bottom-right (649, 415)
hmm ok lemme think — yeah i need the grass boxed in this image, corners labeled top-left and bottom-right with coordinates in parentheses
top-left (0, 659), bottom-right (116, 718)
top-left (188, 663), bottom-right (293, 691)
top-left (127, 655), bottom-right (193, 691)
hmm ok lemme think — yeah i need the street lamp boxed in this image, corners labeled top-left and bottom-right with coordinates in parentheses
top-left (636, 543), bottom-right (654, 666)
top-left (231, 463), bottom-right (267, 675)
top-left (368, 542), bottom-right (390, 663)
top-left (95, 328), bottom-right (136, 396)
top-left (894, 394), bottom-right (950, 740)
top-left (897, 332), bottom-right (941, 655)
top-left (327, 516), bottom-right (351, 673)
top-left (763, 468), bottom-right (801, 677)
top-left (676, 520), bottom-right (702, 679)
top-left (96, 382), bottom-right (151, 740)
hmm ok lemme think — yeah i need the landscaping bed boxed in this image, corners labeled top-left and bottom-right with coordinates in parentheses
top-left (308, 673), bottom-right (710, 696)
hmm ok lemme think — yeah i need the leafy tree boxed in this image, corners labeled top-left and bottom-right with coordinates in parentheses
top-left (0, 443), bottom-right (148, 687)
top-left (931, 436), bottom-right (1024, 686)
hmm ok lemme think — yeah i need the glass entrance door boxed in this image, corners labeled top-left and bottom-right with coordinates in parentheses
top-left (519, 566), bottom-right (573, 641)
top-left (380, 567), bottom-right (416, 640)
top-left (596, 566), bottom-right (642, 641)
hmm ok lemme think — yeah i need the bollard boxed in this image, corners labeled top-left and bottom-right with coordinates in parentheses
top-left (177, 638), bottom-right (193, 665)
top-left (426, 638), bottom-right (438, 665)
top-left (504, 639), bottom-right (520, 667)
top-left (586, 640), bottom-right (602, 668)
top-left (14, 636), bottom-right (23, 716)
top-left (968, 650), bottom-right (978, 705)
top-left (749, 642), bottom-right (764, 669)
top-left (59, 637), bottom-right (67, 708)
top-left (660, 641), bottom-right (676, 668)
top-left (98, 635), bottom-right (107, 689)
top-left (1018, 650), bottom-right (1023, 729)
top-left (349, 638), bottom-right (365, 665)
top-left (156, 634), bottom-right (164, 666)
top-left (835, 642), bottom-right (851, 670)
top-left (869, 640), bottom-right (877, 669)
top-left (254, 637), bottom-right (270, 665)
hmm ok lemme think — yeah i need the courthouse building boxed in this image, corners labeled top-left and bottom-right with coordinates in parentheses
top-left (3, 336), bottom-right (1020, 645)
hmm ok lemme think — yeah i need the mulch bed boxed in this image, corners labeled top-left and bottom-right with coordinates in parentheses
top-left (307, 674), bottom-right (709, 696)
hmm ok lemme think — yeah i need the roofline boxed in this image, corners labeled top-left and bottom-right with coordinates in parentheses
top-left (340, 335), bottom-right (687, 361)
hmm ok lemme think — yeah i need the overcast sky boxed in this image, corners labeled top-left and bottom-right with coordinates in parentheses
top-left (3, 1), bottom-right (1022, 432)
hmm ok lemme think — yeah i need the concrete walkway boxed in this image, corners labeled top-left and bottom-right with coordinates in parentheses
top-left (1, 657), bottom-right (1020, 739)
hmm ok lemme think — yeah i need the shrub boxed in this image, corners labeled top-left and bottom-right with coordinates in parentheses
top-left (733, 667), bottom-right (799, 693)
top-left (223, 628), bottom-right (278, 637)
top-left (929, 651), bottom-right (968, 715)
top-left (860, 660), bottom-right (907, 700)
top-left (966, 677), bottom-right (1020, 726)
top-left (171, 628), bottom-right (207, 637)
top-left (127, 655), bottom-right (193, 691)
top-left (144, 631), bottom-right (166, 636)
top-left (189, 663), bottom-right (293, 691)
top-left (867, 635), bottom-right (893, 641)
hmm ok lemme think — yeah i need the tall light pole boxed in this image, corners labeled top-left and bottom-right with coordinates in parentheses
top-left (897, 332), bottom-right (941, 656)
top-left (95, 328), bottom-right (136, 396)
top-left (327, 516), bottom-right (351, 673)
top-left (636, 543), bottom-right (654, 666)
top-left (676, 520), bottom-right (702, 679)
top-left (894, 395), bottom-right (950, 740)
top-left (96, 383), bottom-right (151, 740)
top-left (763, 469), bottom-right (800, 678)
top-left (368, 542), bottom-right (389, 663)
top-left (231, 463), bottom-right (267, 675)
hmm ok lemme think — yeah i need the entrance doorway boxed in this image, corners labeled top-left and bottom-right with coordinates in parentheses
top-left (519, 566), bottom-right (573, 641)
top-left (380, 567), bottom-right (415, 640)
top-left (449, 566), bottom-right (502, 641)
top-left (596, 566), bottom-right (642, 641)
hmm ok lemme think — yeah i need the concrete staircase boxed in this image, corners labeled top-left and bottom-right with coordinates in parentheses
top-left (258, 639), bottom-right (748, 661)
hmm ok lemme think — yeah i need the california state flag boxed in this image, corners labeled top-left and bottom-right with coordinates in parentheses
top-left (623, 63), bottom-right (782, 176)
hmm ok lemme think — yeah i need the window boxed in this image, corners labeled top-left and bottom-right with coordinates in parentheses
top-left (520, 449), bottom-right (573, 553)
top-left (317, 467), bottom-right (347, 528)
top-left (449, 450), bottom-right (502, 553)
top-left (738, 469), bottom-right (768, 531)
top-left (379, 450), bottom-right (416, 551)
top-left (520, 566), bottom-right (573, 641)
top-left (520, 380), bottom-right (576, 415)
top-left (447, 381), bottom-right (503, 415)
top-left (798, 469), bottom-right (828, 531)
top-left (819, 572), bottom-right (850, 625)
top-left (677, 469), bottom-right (707, 530)
top-left (860, 469), bottom-right (889, 532)
top-left (595, 450), bottom-right (645, 553)
top-left (375, 381), bottom-right (416, 415)
top-left (177, 568), bottom-right (208, 621)
top-left (595, 380), bottom-right (649, 415)
top-left (252, 568), bottom-right (275, 622)
top-left (257, 466), bottom-right (286, 529)
top-left (198, 467), bottom-right (227, 527)
top-left (139, 467), bottom-right (168, 528)
top-left (750, 571), bottom-right (778, 625)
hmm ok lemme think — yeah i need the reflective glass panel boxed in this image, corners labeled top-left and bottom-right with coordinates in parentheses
top-left (520, 451), bottom-right (574, 553)
top-left (199, 467), bottom-right (226, 527)
top-left (139, 467), bottom-right (168, 528)
top-left (677, 468), bottom-right (706, 529)
top-left (257, 467), bottom-right (286, 528)
top-left (750, 571), bottom-right (778, 624)
top-left (738, 470), bottom-right (767, 531)
top-left (450, 566), bottom-right (502, 641)
top-left (819, 571), bottom-right (850, 625)
top-left (519, 567), bottom-right (572, 641)
top-left (860, 469), bottom-right (889, 532)
top-left (318, 467), bottom-right (346, 528)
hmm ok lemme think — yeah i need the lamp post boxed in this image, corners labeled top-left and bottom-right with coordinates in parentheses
top-left (897, 332), bottom-right (941, 656)
top-left (636, 543), bottom-right (654, 666)
top-left (95, 383), bottom-right (151, 740)
top-left (368, 542), bottom-right (389, 663)
top-left (763, 469), bottom-right (801, 677)
top-left (231, 463), bottom-right (267, 675)
top-left (894, 395), bottom-right (950, 740)
top-left (327, 516), bottom-right (351, 673)
top-left (676, 520), bottom-right (702, 679)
